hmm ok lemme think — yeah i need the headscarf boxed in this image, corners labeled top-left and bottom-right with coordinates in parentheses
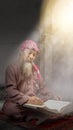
top-left (20, 40), bottom-right (39, 52)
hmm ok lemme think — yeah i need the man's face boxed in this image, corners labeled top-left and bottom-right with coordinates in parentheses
top-left (22, 49), bottom-right (37, 63)
top-left (20, 49), bottom-right (37, 77)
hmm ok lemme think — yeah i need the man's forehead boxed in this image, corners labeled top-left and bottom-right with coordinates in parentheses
top-left (23, 48), bottom-right (36, 54)
top-left (23, 48), bottom-right (30, 52)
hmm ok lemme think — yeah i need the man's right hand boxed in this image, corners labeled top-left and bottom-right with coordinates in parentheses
top-left (27, 96), bottom-right (43, 105)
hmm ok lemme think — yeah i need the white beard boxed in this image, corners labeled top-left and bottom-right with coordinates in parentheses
top-left (21, 61), bottom-right (33, 78)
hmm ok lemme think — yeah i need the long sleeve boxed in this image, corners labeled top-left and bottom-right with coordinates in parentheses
top-left (5, 65), bottom-right (29, 105)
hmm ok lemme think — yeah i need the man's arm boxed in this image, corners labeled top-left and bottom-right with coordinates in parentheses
top-left (5, 65), bottom-right (29, 105)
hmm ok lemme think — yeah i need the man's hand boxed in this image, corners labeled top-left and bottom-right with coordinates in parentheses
top-left (55, 95), bottom-right (62, 101)
top-left (27, 96), bottom-right (43, 105)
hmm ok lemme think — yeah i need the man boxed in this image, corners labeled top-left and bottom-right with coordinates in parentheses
top-left (2, 40), bottom-right (60, 121)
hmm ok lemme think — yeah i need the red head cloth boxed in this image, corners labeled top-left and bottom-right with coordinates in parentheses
top-left (20, 40), bottom-right (39, 52)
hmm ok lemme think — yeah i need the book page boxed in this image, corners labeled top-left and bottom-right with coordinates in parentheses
top-left (24, 103), bottom-right (45, 109)
top-left (44, 100), bottom-right (71, 113)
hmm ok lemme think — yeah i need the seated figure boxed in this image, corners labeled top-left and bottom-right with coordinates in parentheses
top-left (2, 40), bottom-right (61, 122)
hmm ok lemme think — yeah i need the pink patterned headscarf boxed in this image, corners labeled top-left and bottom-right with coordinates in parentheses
top-left (20, 40), bottom-right (39, 52)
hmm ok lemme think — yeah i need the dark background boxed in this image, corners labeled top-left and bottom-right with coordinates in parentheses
top-left (0, 0), bottom-right (43, 84)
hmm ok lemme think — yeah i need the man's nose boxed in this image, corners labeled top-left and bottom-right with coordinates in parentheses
top-left (30, 54), bottom-right (34, 60)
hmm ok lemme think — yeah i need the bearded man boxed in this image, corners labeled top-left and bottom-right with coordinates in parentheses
top-left (2, 40), bottom-right (60, 122)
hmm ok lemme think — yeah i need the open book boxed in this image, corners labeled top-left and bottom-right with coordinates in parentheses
top-left (23, 100), bottom-right (73, 115)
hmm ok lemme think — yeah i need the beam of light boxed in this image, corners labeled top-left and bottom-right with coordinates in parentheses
top-left (52, 0), bottom-right (73, 33)
top-left (40, 0), bottom-right (55, 28)
top-left (39, 0), bottom-right (73, 101)
top-left (40, 0), bottom-right (73, 35)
